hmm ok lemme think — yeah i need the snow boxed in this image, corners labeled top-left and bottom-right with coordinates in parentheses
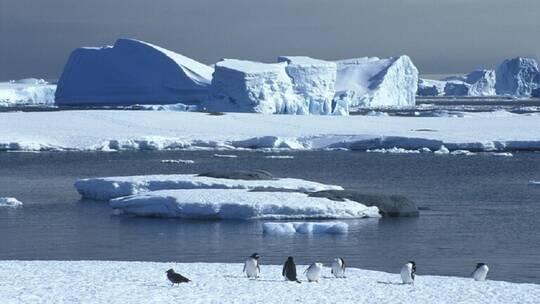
top-left (335, 55), bottom-right (418, 109)
top-left (1, 111), bottom-right (540, 153)
top-left (278, 56), bottom-right (336, 115)
top-left (0, 80), bottom-right (56, 106)
top-left (55, 38), bottom-right (213, 106)
top-left (0, 261), bottom-right (538, 304)
top-left (0, 197), bottom-right (23, 208)
top-left (74, 174), bottom-right (343, 200)
top-left (208, 59), bottom-right (301, 114)
top-left (495, 57), bottom-right (540, 96)
top-left (262, 221), bottom-right (348, 235)
top-left (109, 189), bottom-right (380, 219)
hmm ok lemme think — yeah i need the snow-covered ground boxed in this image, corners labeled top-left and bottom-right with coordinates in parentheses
top-left (110, 189), bottom-right (379, 219)
top-left (1, 110), bottom-right (540, 152)
top-left (75, 174), bottom-right (342, 200)
top-left (0, 261), bottom-right (537, 304)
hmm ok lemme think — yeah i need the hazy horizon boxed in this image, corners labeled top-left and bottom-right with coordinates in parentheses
top-left (1, 0), bottom-right (539, 80)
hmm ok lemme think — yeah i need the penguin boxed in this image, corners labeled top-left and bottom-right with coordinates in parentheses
top-left (472, 263), bottom-right (489, 281)
top-left (282, 256), bottom-right (301, 283)
top-left (166, 269), bottom-right (190, 286)
top-left (305, 262), bottom-right (324, 282)
top-left (331, 258), bottom-right (346, 278)
top-left (400, 261), bottom-right (416, 284)
top-left (242, 253), bottom-right (261, 278)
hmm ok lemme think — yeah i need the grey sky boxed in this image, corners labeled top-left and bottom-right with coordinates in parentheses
top-left (1, 0), bottom-right (539, 80)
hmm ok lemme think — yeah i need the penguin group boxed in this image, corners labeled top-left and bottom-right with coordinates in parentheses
top-left (166, 253), bottom-right (490, 285)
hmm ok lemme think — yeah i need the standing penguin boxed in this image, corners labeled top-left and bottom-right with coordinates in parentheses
top-left (472, 263), bottom-right (489, 281)
top-left (282, 256), bottom-right (301, 283)
top-left (242, 253), bottom-right (261, 278)
top-left (331, 258), bottom-right (346, 278)
top-left (400, 261), bottom-right (416, 284)
top-left (305, 262), bottom-right (324, 282)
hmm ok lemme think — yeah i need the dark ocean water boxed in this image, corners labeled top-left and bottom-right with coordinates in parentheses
top-left (1, 150), bottom-right (539, 283)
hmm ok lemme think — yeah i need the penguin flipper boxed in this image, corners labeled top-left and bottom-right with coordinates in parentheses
top-left (242, 263), bottom-right (246, 273)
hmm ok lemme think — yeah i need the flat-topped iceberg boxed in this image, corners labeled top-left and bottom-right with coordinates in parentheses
top-left (278, 56), bottom-right (336, 115)
top-left (495, 57), bottom-right (540, 96)
top-left (75, 174), bottom-right (343, 200)
top-left (263, 221), bottom-right (348, 235)
top-left (55, 38), bottom-right (213, 106)
top-left (334, 55), bottom-right (418, 109)
top-left (0, 79), bottom-right (56, 106)
top-left (208, 59), bottom-right (300, 114)
top-left (109, 189), bottom-right (380, 219)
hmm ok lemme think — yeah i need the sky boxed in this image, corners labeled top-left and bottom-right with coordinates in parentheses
top-left (1, 0), bottom-right (539, 80)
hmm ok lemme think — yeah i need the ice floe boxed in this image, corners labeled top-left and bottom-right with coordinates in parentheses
top-left (0, 261), bottom-right (538, 304)
top-left (263, 221), bottom-right (348, 235)
top-left (160, 159), bottom-right (195, 164)
top-left (109, 189), bottom-right (379, 219)
top-left (0, 197), bottom-right (23, 208)
top-left (75, 174), bottom-right (343, 200)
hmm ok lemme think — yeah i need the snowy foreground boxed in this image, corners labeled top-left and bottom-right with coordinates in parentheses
top-left (1, 110), bottom-right (540, 152)
top-left (0, 261), bottom-right (538, 304)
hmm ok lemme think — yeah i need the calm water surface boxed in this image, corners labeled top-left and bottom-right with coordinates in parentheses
top-left (1, 151), bottom-right (539, 283)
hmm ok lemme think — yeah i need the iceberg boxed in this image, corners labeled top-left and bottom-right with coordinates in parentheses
top-left (334, 55), bottom-right (418, 109)
top-left (0, 197), bottom-right (23, 208)
top-left (55, 38), bottom-right (213, 106)
top-left (463, 69), bottom-right (497, 96)
top-left (74, 174), bottom-right (343, 200)
top-left (109, 189), bottom-right (380, 219)
top-left (208, 59), bottom-right (301, 114)
top-left (417, 79), bottom-right (445, 96)
top-left (443, 80), bottom-right (471, 96)
top-left (495, 57), bottom-right (540, 96)
top-left (277, 56), bottom-right (337, 115)
top-left (0, 79), bottom-right (56, 106)
top-left (532, 88), bottom-right (540, 98)
top-left (262, 221), bottom-right (348, 235)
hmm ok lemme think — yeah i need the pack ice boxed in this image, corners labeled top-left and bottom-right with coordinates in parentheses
top-left (55, 38), bottom-right (213, 106)
top-left (0, 79), bottom-right (56, 106)
top-left (334, 56), bottom-right (418, 109)
top-left (495, 57), bottom-right (540, 96)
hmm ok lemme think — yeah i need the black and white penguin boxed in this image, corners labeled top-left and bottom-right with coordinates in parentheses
top-left (166, 269), bottom-right (190, 286)
top-left (331, 258), bottom-right (346, 278)
top-left (282, 256), bottom-right (301, 283)
top-left (400, 261), bottom-right (416, 284)
top-left (472, 263), bottom-right (489, 281)
top-left (305, 262), bottom-right (324, 282)
top-left (243, 253), bottom-right (261, 278)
